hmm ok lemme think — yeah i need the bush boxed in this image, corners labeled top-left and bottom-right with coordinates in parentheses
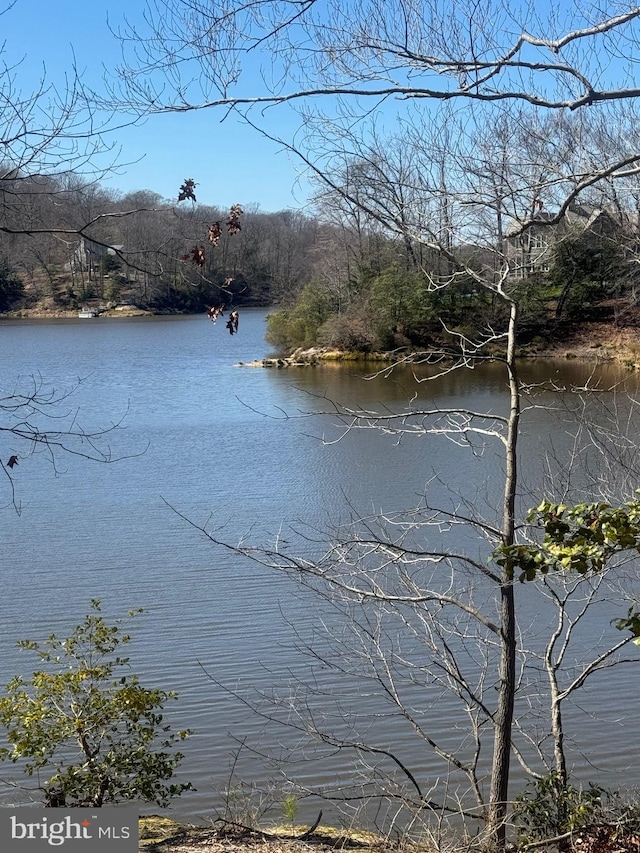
top-left (265, 283), bottom-right (332, 351)
top-left (550, 231), bottom-right (625, 319)
top-left (0, 600), bottom-right (192, 807)
top-left (513, 773), bottom-right (606, 847)
top-left (318, 308), bottom-right (376, 351)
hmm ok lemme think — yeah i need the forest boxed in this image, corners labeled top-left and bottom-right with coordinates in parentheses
top-left (0, 175), bottom-right (319, 317)
top-left (2, 166), bottom-right (640, 361)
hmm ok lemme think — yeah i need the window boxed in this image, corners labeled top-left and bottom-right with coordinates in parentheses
top-left (528, 232), bottom-right (548, 249)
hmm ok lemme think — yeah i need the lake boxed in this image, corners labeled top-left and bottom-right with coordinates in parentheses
top-left (0, 310), bottom-right (639, 827)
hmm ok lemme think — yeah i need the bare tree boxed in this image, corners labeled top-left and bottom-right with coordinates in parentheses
top-left (113, 1), bottom-right (640, 113)
top-left (114, 3), bottom-right (640, 849)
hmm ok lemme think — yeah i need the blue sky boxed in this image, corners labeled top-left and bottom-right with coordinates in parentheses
top-left (2, 0), bottom-right (311, 211)
top-left (8, 0), bottom-right (624, 215)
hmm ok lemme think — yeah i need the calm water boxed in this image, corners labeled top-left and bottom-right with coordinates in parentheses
top-left (0, 311), bottom-right (639, 825)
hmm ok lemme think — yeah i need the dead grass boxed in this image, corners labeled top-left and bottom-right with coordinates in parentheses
top-left (138, 818), bottom-right (389, 853)
top-left (137, 817), bottom-right (640, 853)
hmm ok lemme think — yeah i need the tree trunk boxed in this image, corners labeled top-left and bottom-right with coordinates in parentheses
top-left (551, 696), bottom-right (567, 785)
top-left (487, 298), bottom-right (519, 851)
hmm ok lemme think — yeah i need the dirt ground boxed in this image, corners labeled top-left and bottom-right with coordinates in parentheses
top-left (137, 817), bottom-right (640, 853)
top-left (534, 319), bottom-right (640, 365)
top-left (138, 819), bottom-right (384, 853)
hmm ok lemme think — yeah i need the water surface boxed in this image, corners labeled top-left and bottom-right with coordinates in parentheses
top-left (0, 312), bottom-right (638, 823)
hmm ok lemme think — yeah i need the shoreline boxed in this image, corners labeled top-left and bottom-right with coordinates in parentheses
top-left (4, 308), bottom-right (640, 370)
top-left (0, 306), bottom-right (155, 320)
top-left (236, 334), bottom-right (640, 371)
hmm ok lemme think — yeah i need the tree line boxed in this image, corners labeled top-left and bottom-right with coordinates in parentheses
top-left (266, 131), bottom-right (640, 355)
top-left (0, 172), bottom-right (324, 313)
top-left (4, 159), bottom-right (637, 358)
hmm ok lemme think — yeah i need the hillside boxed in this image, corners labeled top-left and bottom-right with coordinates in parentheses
top-left (0, 264), bottom-right (271, 320)
top-left (523, 300), bottom-right (640, 367)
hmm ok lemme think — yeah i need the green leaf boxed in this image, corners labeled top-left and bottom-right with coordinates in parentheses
top-left (0, 603), bottom-right (191, 807)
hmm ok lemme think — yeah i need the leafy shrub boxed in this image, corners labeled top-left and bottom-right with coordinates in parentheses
top-left (281, 792), bottom-right (299, 825)
top-left (0, 600), bottom-right (192, 807)
top-left (513, 773), bottom-right (606, 847)
top-left (266, 283), bottom-right (332, 351)
top-left (369, 266), bottom-right (436, 343)
top-left (550, 231), bottom-right (626, 318)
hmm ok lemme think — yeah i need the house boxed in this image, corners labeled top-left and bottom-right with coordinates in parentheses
top-left (505, 204), bottom-right (622, 280)
top-left (70, 238), bottom-right (124, 276)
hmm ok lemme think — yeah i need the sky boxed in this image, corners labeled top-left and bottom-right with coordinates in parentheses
top-left (6, 0), bottom-right (627, 216)
top-left (2, 0), bottom-right (312, 212)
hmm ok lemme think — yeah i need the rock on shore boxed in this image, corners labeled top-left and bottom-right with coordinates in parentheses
top-left (236, 346), bottom-right (398, 368)
top-left (237, 326), bottom-right (640, 371)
